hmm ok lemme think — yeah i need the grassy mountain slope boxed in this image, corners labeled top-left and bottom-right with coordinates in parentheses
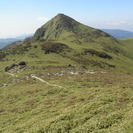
top-left (1, 14), bottom-right (133, 73)
top-left (31, 14), bottom-right (120, 52)
top-left (119, 38), bottom-right (133, 60)
top-left (32, 14), bottom-right (112, 42)
top-left (0, 14), bottom-right (133, 133)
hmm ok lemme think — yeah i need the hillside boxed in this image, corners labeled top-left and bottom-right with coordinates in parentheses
top-left (119, 38), bottom-right (133, 60)
top-left (102, 29), bottom-right (133, 39)
top-left (0, 14), bottom-right (133, 133)
top-left (0, 14), bottom-right (133, 73)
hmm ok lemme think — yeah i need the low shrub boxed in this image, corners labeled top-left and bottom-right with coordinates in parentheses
top-left (83, 48), bottom-right (112, 59)
top-left (41, 42), bottom-right (70, 54)
top-left (0, 51), bottom-right (6, 60)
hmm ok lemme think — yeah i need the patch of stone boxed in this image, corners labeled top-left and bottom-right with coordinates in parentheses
top-left (3, 66), bottom-right (107, 88)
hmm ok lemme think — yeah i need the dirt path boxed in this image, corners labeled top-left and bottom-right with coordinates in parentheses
top-left (31, 74), bottom-right (65, 89)
top-left (5, 69), bottom-right (101, 89)
top-left (5, 72), bottom-right (18, 77)
top-left (5, 72), bottom-right (65, 89)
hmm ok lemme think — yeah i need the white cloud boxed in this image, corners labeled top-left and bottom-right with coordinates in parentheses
top-left (37, 17), bottom-right (49, 22)
top-left (106, 20), bottom-right (131, 26)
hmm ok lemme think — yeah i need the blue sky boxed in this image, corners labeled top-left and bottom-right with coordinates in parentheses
top-left (0, 0), bottom-right (133, 38)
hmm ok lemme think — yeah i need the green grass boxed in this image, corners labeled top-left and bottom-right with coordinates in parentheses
top-left (1, 38), bottom-right (133, 74)
top-left (0, 69), bottom-right (133, 133)
top-left (119, 38), bottom-right (133, 60)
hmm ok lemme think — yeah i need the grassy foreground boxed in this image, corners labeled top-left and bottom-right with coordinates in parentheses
top-left (0, 68), bottom-right (133, 133)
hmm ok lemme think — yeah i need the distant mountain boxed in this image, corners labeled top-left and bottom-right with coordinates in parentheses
top-left (16, 33), bottom-right (33, 40)
top-left (0, 38), bottom-right (17, 42)
top-left (101, 29), bottom-right (133, 39)
top-left (0, 34), bottom-right (33, 49)
top-left (0, 38), bottom-right (18, 49)
top-left (3, 40), bottom-right (22, 49)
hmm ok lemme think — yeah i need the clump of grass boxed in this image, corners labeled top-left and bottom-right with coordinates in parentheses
top-left (0, 51), bottom-right (6, 60)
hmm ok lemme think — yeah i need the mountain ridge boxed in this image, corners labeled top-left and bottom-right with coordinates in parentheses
top-left (0, 34), bottom-right (33, 49)
top-left (101, 29), bottom-right (133, 39)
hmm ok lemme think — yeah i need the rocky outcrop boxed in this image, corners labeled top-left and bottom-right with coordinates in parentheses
top-left (4, 61), bottom-right (26, 71)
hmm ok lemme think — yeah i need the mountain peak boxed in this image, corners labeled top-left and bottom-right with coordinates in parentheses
top-left (56, 13), bottom-right (67, 17)
top-left (31, 14), bottom-right (112, 42)
top-left (50, 13), bottom-right (77, 29)
top-left (31, 14), bottom-right (78, 42)
top-left (55, 13), bottom-right (74, 20)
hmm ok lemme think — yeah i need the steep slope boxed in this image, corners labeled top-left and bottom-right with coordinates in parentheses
top-left (29, 14), bottom-right (123, 57)
top-left (31, 14), bottom-right (112, 42)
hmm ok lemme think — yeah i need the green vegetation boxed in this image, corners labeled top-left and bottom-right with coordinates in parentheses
top-left (41, 42), bottom-right (71, 54)
top-left (83, 48), bottom-right (112, 59)
top-left (119, 38), bottom-right (133, 60)
top-left (0, 14), bottom-right (133, 133)
top-left (0, 51), bottom-right (6, 60)
top-left (0, 70), bottom-right (133, 133)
